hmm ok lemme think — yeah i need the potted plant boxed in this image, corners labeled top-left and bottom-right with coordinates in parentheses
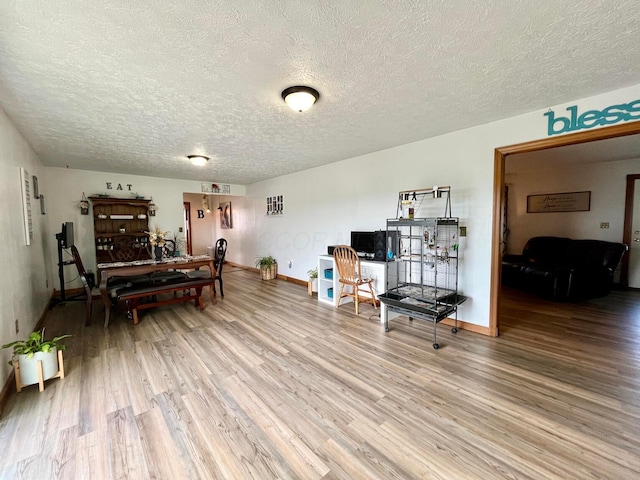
top-left (255, 255), bottom-right (277, 280)
top-left (2, 328), bottom-right (70, 392)
top-left (307, 267), bottom-right (318, 295)
top-left (171, 232), bottom-right (186, 256)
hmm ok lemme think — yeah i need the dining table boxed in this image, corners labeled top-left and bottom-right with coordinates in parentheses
top-left (97, 254), bottom-right (216, 327)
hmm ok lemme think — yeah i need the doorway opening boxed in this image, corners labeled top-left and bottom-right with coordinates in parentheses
top-left (490, 121), bottom-right (640, 336)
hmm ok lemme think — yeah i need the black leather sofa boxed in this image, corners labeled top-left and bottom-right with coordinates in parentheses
top-left (502, 236), bottom-right (627, 300)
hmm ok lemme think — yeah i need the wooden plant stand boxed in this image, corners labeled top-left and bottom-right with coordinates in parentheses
top-left (13, 350), bottom-right (65, 393)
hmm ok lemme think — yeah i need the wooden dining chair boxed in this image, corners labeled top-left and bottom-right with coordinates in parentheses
top-left (70, 245), bottom-right (102, 326)
top-left (186, 238), bottom-right (227, 297)
top-left (212, 238), bottom-right (228, 297)
top-left (332, 245), bottom-right (377, 315)
top-left (108, 239), bottom-right (143, 262)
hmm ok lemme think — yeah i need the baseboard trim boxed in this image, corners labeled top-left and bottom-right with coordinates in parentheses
top-left (227, 262), bottom-right (307, 286)
top-left (279, 276), bottom-right (307, 286)
top-left (52, 287), bottom-right (85, 297)
top-left (441, 317), bottom-right (491, 336)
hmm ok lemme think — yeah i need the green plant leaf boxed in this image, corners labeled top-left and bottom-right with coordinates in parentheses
top-left (28, 331), bottom-right (41, 343)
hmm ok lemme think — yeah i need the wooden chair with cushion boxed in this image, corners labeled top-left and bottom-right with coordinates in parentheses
top-left (71, 246), bottom-right (151, 325)
top-left (108, 239), bottom-right (144, 262)
top-left (187, 238), bottom-right (227, 297)
top-left (146, 239), bottom-right (186, 283)
top-left (70, 245), bottom-right (112, 326)
top-left (332, 245), bottom-right (377, 315)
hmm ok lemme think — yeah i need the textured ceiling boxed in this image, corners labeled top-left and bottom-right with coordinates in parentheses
top-left (1, 1), bottom-right (640, 185)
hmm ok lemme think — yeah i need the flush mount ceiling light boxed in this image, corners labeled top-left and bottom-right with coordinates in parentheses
top-left (188, 155), bottom-right (209, 166)
top-left (282, 86), bottom-right (320, 112)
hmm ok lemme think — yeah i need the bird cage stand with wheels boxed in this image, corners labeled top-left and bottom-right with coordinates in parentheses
top-left (379, 186), bottom-right (466, 349)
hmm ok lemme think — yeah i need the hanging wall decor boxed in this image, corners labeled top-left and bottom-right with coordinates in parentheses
top-left (79, 192), bottom-right (89, 215)
top-left (20, 168), bottom-right (33, 245)
top-left (266, 195), bottom-right (284, 216)
top-left (32, 175), bottom-right (40, 199)
top-left (527, 191), bottom-right (591, 213)
top-left (201, 183), bottom-right (231, 194)
top-left (219, 201), bottom-right (232, 229)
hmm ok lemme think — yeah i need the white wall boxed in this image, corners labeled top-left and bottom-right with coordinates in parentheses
top-left (246, 84), bottom-right (640, 329)
top-left (506, 157), bottom-right (640, 254)
top-left (205, 194), bottom-right (254, 267)
top-left (0, 106), bottom-right (51, 375)
top-left (44, 168), bottom-right (245, 287)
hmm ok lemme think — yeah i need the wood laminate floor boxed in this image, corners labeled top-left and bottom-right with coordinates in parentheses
top-left (1, 272), bottom-right (639, 479)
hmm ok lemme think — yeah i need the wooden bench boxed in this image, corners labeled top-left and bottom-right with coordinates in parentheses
top-left (117, 277), bottom-right (214, 324)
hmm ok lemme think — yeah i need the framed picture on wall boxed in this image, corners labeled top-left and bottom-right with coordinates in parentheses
top-left (527, 191), bottom-right (591, 213)
top-left (219, 201), bottom-right (232, 229)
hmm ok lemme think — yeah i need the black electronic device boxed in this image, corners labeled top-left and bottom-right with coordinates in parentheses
top-left (51, 222), bottom-right (83, 307)
top-left (327, 245), bottom-right (337, 255)
top-left (350, 231), bottom-right (375, 255)
top-left (374, 230), bottom-right (399, 261)
top-left (59, 222), bottom-right (74, 248)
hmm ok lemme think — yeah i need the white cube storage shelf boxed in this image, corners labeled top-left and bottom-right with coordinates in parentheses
top-left (317, 255), bottom-right (395, 320)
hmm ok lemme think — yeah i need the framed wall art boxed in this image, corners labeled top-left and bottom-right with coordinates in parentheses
top-left (219, 201), bottom-right (232, 229)
top-left (266, 195), bottom-right (284, 215)
top-left (527, 191), bottom-right (591, 213)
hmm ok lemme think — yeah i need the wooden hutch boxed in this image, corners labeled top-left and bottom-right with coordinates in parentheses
top-left (89, 197), bottom-right (153, 263)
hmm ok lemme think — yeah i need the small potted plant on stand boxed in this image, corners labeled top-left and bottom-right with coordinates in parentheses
top-left (307, 267), bottom-right (318, 296)
top-left (2, 328), bottom-right (70, 392)
top-left (255, 255), bottom-right (277, 280)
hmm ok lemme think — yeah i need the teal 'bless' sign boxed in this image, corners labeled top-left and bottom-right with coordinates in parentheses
top-left (544, 99), bottom-right (640, 136)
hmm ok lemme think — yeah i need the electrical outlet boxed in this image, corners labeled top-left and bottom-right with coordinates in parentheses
top-left (15, 319), bottom-right (19, 334)
top-left (460, 226), bottom-right (467, 237)
top-left (600, 222), bottom-right (610, 229)
top-left (178, 227), bottom-right (183, 232)
top-left (288, 260), bottom-right (292, 268)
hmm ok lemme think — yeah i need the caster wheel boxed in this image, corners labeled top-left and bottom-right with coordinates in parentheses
top-left (409, 317), bottom-right (414, 322)
top-left (433, 343), bottom-right (439, 350)
top-left (385, 328), bottom-right (390, 333)
top-left (451, 327), bottom-right (458, 334)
